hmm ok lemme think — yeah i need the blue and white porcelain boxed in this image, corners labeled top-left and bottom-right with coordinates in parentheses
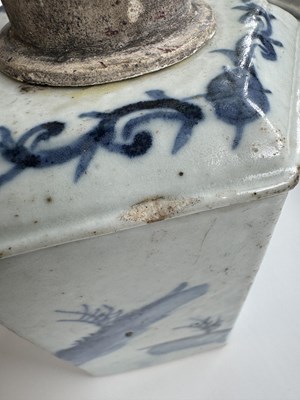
top-left (0, 0), bottom-right (299, 376)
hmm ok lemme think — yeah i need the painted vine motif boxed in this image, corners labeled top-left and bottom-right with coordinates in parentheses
top-left (0, 1), bottom-right (283, 187)
top-left (55, 282), bottom-right (209, 365)
top-left (205, 0), bottom-right (283, 148)
top-left (0, 90), bottom-right (203, 187)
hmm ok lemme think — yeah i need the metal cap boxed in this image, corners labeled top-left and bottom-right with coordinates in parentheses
top-left (0, 0), bottom-right (215, 86)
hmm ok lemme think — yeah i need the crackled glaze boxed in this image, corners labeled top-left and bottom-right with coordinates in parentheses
top-left (0, 0), bottom-right (299, 376)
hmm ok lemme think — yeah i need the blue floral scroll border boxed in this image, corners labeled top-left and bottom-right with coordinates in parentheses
top-left (205, 0), bottom-right (283, 149)
top-left (0, 1), bottom-right (283, 188)
top-left (0, 90), bottom-right (204, 187)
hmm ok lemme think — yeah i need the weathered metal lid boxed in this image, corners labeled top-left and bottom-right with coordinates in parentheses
top-left (0, 0), bottom-right (299, 259)
top-left (0, 0), bottom-right (215, 86)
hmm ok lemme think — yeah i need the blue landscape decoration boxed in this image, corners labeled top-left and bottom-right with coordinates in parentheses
top-left (0, 1), bottom-right (283, 187)
top-left (55, 282), bottom-right (208, 365)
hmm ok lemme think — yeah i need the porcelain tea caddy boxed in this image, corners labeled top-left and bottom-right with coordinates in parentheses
top-left (0, 0), bottom-right (299, 376)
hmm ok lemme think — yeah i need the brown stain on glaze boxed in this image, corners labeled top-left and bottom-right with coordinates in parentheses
top-left (290, 171), bottom-right (300, 191)
top-left (250, 166), bottom-right (300, 200)
top-left (19, 84), bottom-right (47, 94)
top-left (121, 196), bottom-right (197, 224)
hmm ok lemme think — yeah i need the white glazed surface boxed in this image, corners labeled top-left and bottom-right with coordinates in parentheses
top-left (0, 0), bottom-right (299, 258)
top-left (0, 194), bottom-right (287, 375)
top-left (1, 182), bottom-right (299, 398)
top-left (0, 0), bottom-right (299, 377)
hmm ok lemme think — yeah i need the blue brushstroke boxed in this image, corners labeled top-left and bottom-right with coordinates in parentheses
top-left (205, 0), bottom-right (283, 148)
top-left (144, 329), bottom-right (230, 355)
top-left (144, 316), bottom-right (229, 355)
top-left (55, 282), bottom-right (208, 365)
top-left (0, 91), bottom-right (203, 187)
top-left (174, 316), bottom-right (223, 333)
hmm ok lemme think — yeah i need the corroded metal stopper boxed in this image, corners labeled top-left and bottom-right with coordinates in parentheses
top-left (0, 0), bottom-right (215, 86)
